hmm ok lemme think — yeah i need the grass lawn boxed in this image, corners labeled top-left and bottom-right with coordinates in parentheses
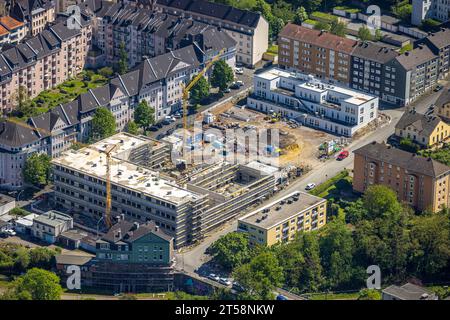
top-left (334, 6), bottom-right (361, 14)
top-left (311, 11), bottom-right (338, 23)
top-left (308, 291), bottom-right (359, 300)
top-left (13, 71), bottom-right (108, 121)
top-left (303, 19), bottom-right (318, 26)
top-left (267, 44), bottom-right (278, 55)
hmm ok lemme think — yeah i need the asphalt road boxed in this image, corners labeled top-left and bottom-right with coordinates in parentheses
top-left (174, 84), bottom-right (447, 277)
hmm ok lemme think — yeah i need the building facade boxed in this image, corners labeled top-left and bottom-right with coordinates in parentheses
top-left (238, 191), bottom-right (327, 246)
top-left (0, 18), bottom-right (91, 115)
top-left (395, 108), bottom-right (450, 147)
top-left (353, 141), bottom-right (450, 212)
top-left (247, 67), bottom-right (379, 137)
top-left (10, 0), bottom-right (56, 36)
top-left (31, 210), bottom-right (73, 243)
top-left (0, 15), bottom-right (27, 44)
top-left (155, 0), bottom-right (269, 67)
top-left (412, 0), bottom-right (450, 26)
top-left (278, 23), bottom-right (357, 85)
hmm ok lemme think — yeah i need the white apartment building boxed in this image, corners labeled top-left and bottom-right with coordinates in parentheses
top-left (247, 67), bottom-right (379, 137)
top-left (412, 0), bottom-right (450, 26)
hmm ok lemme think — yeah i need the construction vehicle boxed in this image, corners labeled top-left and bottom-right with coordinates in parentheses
top-left (181, 48), bottom-right (226, 157)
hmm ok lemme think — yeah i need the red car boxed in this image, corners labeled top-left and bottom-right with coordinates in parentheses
top-left (337, 150), bottom-right (349, 160)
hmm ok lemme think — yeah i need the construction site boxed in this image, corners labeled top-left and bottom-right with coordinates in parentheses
top-left (198, 103), bottom-right (338, 170)
top-left (51, 133), bottom-right (278, 248)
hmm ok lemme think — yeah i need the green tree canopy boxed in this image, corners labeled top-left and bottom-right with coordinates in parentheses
top-left (23, 153), bottom-right (51, 187)
top-left (117, 42), bottom-right (128, 75)
top-left (210, 60), bottom-right (234, 92)
top-left (91, 107), bottom-right (116, 141)
top-left (190, 76), bottom-right (210, 103)
top-left (125, 120), bottom-right (139, 135)
top-left (98, 67), bottom-right (114, 78)
top-left (358, 25), bottom-right (373, 41)
top-left (358, 288), bottom-right (381, 300)
top-left (209, 232), bottom-right (253, 270)
top-left (330, 20), bottom-right (347, 37)
top-left (233, 251), bottom-right (283, 300)
top-left (134, 100), bottom-right (155, 129)
top-left (4, 268), bottom-right (63, 300)
top-left (293, 6), bottom-right (308, 25)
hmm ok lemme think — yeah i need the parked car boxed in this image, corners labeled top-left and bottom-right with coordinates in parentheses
top-left (224, 88), bottom-right (231, 93)
top-left (219, 278), bottom-right (232, 286)
top-left (305, 183), bottom-right (316, 191)
top-left (156, 133), bottom-right (165, 140)
top-left (276, 294), bottom-right (288, 300)
top-left (149, 126), bottom-right (158, 131)
top-left (173, 113), bottom-right (182, 119)
top-left (337, 150), bottom-right (349, 160)
top-left (156, 122), bottom-right (163, 129)
top-left (434, 85), bottom-right (444, 92)
top-left (176, 123), bottom-right (183, 129)
top-left (230, 82), bottom-right (240, 89)
top-left (1, 229), bottom-right (16, 237)
top-left (232, 281), bottom-right (245, 292)
top-left (208, 273), bottom-right (220, 282)
top-left (236, 80), bottom-right (244, 87)
top-left (235, 67), bottom-right (244, 75)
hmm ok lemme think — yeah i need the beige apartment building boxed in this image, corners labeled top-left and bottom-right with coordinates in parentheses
top-left (238, 191), bottom-right (327, 246)
top-left (156, 0), bottom-right (269, 67)
top-left (353, 141), bottom-right (450, 212)
top-left (278, 23), bottom-right (357, 85)
top-left (11, 0), bottom-right (56, 36)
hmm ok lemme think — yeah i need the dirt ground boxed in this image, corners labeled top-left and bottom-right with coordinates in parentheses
top-left (207, 104), bottom-right (336, 168)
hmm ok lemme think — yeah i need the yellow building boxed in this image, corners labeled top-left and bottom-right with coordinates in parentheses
top-left (237, 191), bottom-right (327, 246)
top-left (395, 109), bottom-right (450, 147)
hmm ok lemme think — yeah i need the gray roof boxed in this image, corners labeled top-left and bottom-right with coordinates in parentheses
top-left (396, 45), bottom-right (437, 70)
top-left (50, 22), bottom-right (81, 41)
top-left (55, 254), bottom-right (93, 266)
top-left (435, 88), bottom-right (450, 108)
top-left (0, 121), bottom-right (41, 148)
top-left (354, 141), bottom-right (450, 178)
top-left (383, 283), bottom-right (437, 300)
top-left (352, 42), bottom-right (398, 64)
top-left (395, 109), bottom-right (443, 136)
top-left (425, 27), bottom-right (450, 49)
top-left (101, 220), bottom-right (173, 244)
top-left (33, 210), bottom-right (72, 227)
top-left (157, 0), bottom-right (262, 28)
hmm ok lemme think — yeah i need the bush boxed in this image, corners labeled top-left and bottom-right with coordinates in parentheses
top-left (399, 137), bottom-right (420, 153)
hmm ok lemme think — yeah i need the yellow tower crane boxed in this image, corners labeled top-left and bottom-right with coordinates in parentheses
top-left (101, 144), bottom-right (119, 228)
top-left (181, 49), bottom-right (226, 155)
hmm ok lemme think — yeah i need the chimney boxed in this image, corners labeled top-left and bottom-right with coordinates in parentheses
top-left (116, 229), bottom-right (122, 239)
top-left (155, 226), bottom-right (159, 232)
top-left (133, 222), bottom-right (140, 230)
top-left (120, 214), bottom-right (125, 221)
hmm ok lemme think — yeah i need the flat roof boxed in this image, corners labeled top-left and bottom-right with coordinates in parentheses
top-left (0, 194), bottom-right (15, 206)
top-left (257, 67), bottom-right (375, 106)
top-left (52, 133), bottom-right (204, 205)
top-left (239, 191), bottom-right (326, 229)
top-left (243, 161), bottom-right (279, 175)
top-left (33, 210), bottom-right (72, 227)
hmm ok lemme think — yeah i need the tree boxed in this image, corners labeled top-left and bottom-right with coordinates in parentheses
top-left (13, 247), bottom-right (30, 272)
top-left (134, 100), bottom-right (155, 130)
top-left (319, 219), bottom-right (354, 289)
top-left (410, 213), bottom-right (450, 276)
top-left (392, 3), bottom-right (412, 22)
top-left (98, 67), bottom-right (114, 78)
top-left (210, 60), bottom-right (234, 92)
top-left (23, 153), bottom-right (52, 187)
top-left (4, 268), bottom-right (62, 300)
top-left (358, 288), bottom-right (381, 300)
top-left (209, 232), bottom-right (253, 270)
top-left (362, 185), bottom-right (403, 220)
top-left (375, 28), bottom-right (383, 41)
top-left (358, 25), bottom-right (373, 41)
top-left (330, 20), bottom-right (347, 37)
top-left (91, 107), bottom-right (116, 141)
top-left (117, 42), bottom-right (128, 75)
top-left (270, 18), bottom-right (286, 39)
top-left (293, 6), bottom-right (308, 25)
top-left (190, 76), bottom-right (210, 103)
top-left (233, 251), bottom-right (283, 300)
top-left (125, 121), bottom-right (139, 135)
top-left (11, 86), bottom-right (34, 117)
top-left (28, 248), bottom-right (58, 270)
top-left (295, 232), bottom-right (324, 292)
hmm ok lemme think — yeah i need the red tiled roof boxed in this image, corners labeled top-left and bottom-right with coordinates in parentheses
top-left (279, 23), bottom-right (357, 54)
top-left (0, 16), bottom-right (25, 31)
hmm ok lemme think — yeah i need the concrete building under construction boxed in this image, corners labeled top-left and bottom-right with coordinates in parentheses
top-left (51, 133), bottom-right (278, 248)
